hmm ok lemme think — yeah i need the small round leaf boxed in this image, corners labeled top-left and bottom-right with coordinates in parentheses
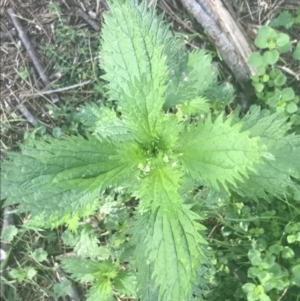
top-left (263, 50), bottom-right (279, 65)
top-left (274, 73), bottom-right (286, 86)
top-left (242, 283), bottom-right (256, 293)
top-left (255, 26), bottom-right (277, 49)
top-left (281, 246), bottom-right (295, 258)
top-left (248, 52), bottom-right (265, 68)
top-left (281, 87), bottom-right (295, 101)
top-left (278, 41), bottom-right (291, 53)
top-left (293, 42), bottom-right (300, 60)
top-left (253, 82), bottom-right (264, 92)
top-left (52, 127), bottom-right (62, 138)
top-left (286, 102), bottom-right (298, 114)
top-left (276, 33), bottom-right (290, 47)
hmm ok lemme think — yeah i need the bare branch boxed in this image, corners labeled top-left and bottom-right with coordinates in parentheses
top-left (7, 85), bottom-right (38, 127)
top-left (7, 8), bottom-right (59, 103)
top-left (20, 80), bottom-right (91, 98)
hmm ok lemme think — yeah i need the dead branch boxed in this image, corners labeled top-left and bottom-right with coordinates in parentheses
top-left (0, 206), bottom-right (14, 299)
top-left (0, 29), bottom-right (17, 39)
top-left (7, 85), bottom-right (38, 127)
top-left (179, 0), bottom-right (257, 95)
top-left (20, 80), bottom-right (91, 98)
top-left (75, 7), bottom-right (101, 31)
top-left (66, 0), bottom-right (101, 30)
top-left (7, 8), bottom-right (59, 103)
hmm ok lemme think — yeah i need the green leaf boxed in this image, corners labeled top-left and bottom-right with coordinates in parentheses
top-left (86, 281), bottom-right (114, 301)
top-left (1, 225), bottom-right (18, 242)
top-left (248, 52), bottom-right (265, 68)
top-left (62, 258), bottom-right (119, 301)
top-left (286, 102), bottom-right (298, 114)
top-left (133, 205), bottom-right (207, 301)
top-left (177, 96), bottom-right (210, 116)
top-left (293, 42), bottom-right (300, 60)
top-left (164, 49), bottom-right (215, 109)
top-left (62, 226), bottom-right (109, 259)
top-left (52, 127), bottom-right (62, 138)
top-left (292, 264), bottom-right (300, 286)
top-left (263, 50), bottom-right (279, 65)
top-left (254, 26), bottom-right (277, 49)
top-left (278, 41), bottom-right (291, 53)
top-left (242, 282), bottom-right (256, 293)
top-left (1, 135), bottom-right (134, 217)
top-left (32, 248), bottom-right (48, 262)
top-left (75, 103), bottom-right (132, 141)
top-left (100, 0), bottom-right (170, 143)
top-left (276, 33), bottom-right (290, 48)
top-left (253, 82), bottom-right (264, 93)
top-left (177, 113), bottom-right (263, 190)
top-left (137, 165), bottom-right (183, 215)
top-left (274, 73), bottom-right (286, 86)
top-left (281, 87), bottom-right (295, 101)
top-left (248, 249), bottom-right (262, 266)
top-left (53, 279), bottom-right (72, 297)
top-left (114, 270), bottom-right (137, 297)
top-left (269, 11), bottom-right (294, 29)
top-left (232, 106), bottom-right (300, 200)
top-left (281, 246), bottom-right (295, 258)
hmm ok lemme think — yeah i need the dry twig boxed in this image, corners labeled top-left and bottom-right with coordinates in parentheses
top-left (0, 29), bottom-right (17, 39)
top-left (0, 206), bottom-right (14, 299)
top-left (20, 80), bottom-right (91, 98)
top-left (7, 8), bottom-right (59, 103)
top-left (7, 85), bottom-right (38, 127)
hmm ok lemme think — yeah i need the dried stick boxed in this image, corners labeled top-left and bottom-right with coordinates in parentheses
top-left (0, 207), bottom-right (14, 299)
top-left (75, 7), bottom-right (100, 31)
top-left (20, 80), bottom-right (91, 97)
top-left (7, 8), bottom-right (59, 103)
top-left (66, 0), bottom-right (100, 30)
top-left (0, 29), bottom-right (17, 39)
top-left (7, 85), bottom-right (38, 127)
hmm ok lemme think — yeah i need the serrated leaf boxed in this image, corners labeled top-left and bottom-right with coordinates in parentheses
top-left (164, 49), bottom-right (215, 109)
top-left (133, 205), bottom-right (207, 301)
top-left (232, 106), bottom-right (300, 200)
top-left (114, 270), bottom-right (137, 297)
top-left (177, 114), bottom-right (263, 190)
top-left (269, 11), bottom-right (294, 29)
top-left (75, 103), bottom-right (132, 141)
top-left (53, 279), bottom-right (72, 297)
top-left (137, 165), bottom-right (183, 215)
top-left (86, 282), bottom-right (114, 301)
top-left (177, 96), bottom-right (210, 116)
top-left (62, 226), bottom-right (108, 259)
top-left (101, 0), bottom-right (170, 143)
top-left (32, 248), bottom-right (48, 262)
top-left (1, 135), bottom-right (133, 217)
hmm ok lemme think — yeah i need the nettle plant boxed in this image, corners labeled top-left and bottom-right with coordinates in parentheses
top-left (247, 25), bottom-right (300, 125)
top-left (2, 1), bottom-right (300, 300)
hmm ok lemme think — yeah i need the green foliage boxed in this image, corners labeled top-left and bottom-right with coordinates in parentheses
top-left (247, 25), bottom-right (300, 125)
top-left (269, 8), bottom-right (300, 29)
top-left (2, 1), bottom-right (300, 301)
top-left (61, 257), bottom-right (136, 301)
